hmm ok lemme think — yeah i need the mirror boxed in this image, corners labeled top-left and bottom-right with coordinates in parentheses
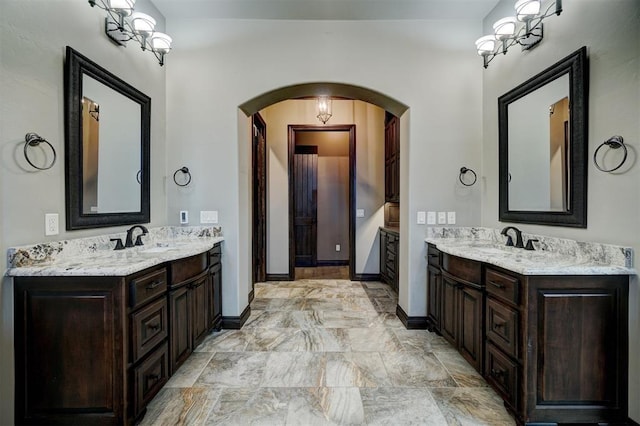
top-left (65, 46), bottom-right (150, 230)
top-left (499, 46), bottom-right (588, 227)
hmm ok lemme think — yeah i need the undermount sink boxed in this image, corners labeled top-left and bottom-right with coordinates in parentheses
top-left (141, 246), bottom-right (177, 253)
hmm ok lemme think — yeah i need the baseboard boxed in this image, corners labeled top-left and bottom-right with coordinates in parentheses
top-left (352, 273), bottom-right (381, 281)
top-left (628, 417), bottom-right (639, 426)
top-left (221, 305), bottom-right (251, 329)
top-left (395, 305), bottom-right (428, 330)
top-left (266, 273), bottom-right (291, 281)
top-left (316, 260), bottom-right (349, 266)
top-left (248, 289), bottom-right (254, 303)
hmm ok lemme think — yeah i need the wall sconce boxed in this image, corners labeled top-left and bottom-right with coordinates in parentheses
top-left (316, 97), bottom-right (333, 124)
top-left (88, 0), bottom-right (172, 66)
top-left (475, 0), bottom-right (562, 68)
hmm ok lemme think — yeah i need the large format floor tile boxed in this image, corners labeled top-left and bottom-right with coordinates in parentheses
top-left (145, 278), bottom-right (515, 425)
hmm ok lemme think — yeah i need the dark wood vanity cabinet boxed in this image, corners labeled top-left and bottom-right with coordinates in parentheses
top-left (384, 113), bottom-right (400, 203)
top-left (379, 227), bottom-right (399, 292)
top-left (426, 244), bottom-right (442, 331)
top-left (426, 243), bottom-right (630, 425)
top-left (14, 243), bottom-right (224, 425)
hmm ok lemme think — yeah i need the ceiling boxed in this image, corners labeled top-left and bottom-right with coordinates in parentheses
top-left (150, 0), bottom-right (500, 21)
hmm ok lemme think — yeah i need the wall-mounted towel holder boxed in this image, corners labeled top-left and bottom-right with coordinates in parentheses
top-left (459, 167), bottom-right (477, 186)
top-left (594, 135), bottom-right (627, 173)
top-left (24, 133), bottom-right (56, 170)
top-left (173, 166), bottom-right (192, 186)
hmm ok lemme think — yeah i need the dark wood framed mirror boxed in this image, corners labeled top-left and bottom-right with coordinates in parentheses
top-left (64, 46), bottom-right (150, 230)
top-left (499, 46), bottom-right (588, 227)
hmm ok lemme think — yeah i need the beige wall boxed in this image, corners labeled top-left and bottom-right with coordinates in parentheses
top-left (480, 0), bottom-right (640, 421)
top-left (260, 99), bottom-right (385, 274)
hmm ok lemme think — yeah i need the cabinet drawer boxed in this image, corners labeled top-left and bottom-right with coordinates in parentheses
top-left (442, 254), bottom-right (481, 284)
top-left (485, 268), bottom-right (520, 306)
top-left (131, 297), bottom-right (168, 363)
top-left (427, 244), bottom-right (441, 266)
top-left (485, 342), bottom-right (519, 411)
top-left (171, 253), bottom-right (208, 286)
top-left (209, 244), bottom-right (221, 267)
top-left (130, 268), bottom-right (167, 309)
top-left (486, 297), bottom-right (519, 359)
top-left (134, 342), bottom-right (169, 418)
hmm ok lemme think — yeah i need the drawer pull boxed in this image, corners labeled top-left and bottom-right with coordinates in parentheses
top-left (491, 369), bottom-right (505, 378)
top-left (146, 280), bottom-right (163, 290)
top-left (493, 322), bottom-right (505, 329)
top-left (145, 373), bottom-right (161, 384)
top-left (146, 323), bottom-right (160, 331)
top-left (428, 254), bottom-right (439, 258)
top-left (489, 280), bottom-right (505, 289)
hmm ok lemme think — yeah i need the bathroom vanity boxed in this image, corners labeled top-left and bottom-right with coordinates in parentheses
top-left (7, 228), bottom-right (223, 425)
top-left (426, 228), bottom-right (632, 425)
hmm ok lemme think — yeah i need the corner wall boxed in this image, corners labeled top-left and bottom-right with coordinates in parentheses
top-left (480, 0), bottom-right (640, 421)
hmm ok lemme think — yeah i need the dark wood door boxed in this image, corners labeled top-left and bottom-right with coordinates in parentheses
top-left (252, 113), bottom-right (267, 285)
top-left (208, 262), bottom-right (222, 331)
top-left (169, 285), bottom-right (191, 374)
top-left (293, 145), bottom-right (318, 267)
top-left (458, 284), bottom-right (483, 372)
top-left (14, 277), bottom-right (125, 424)
top-left (426, 264), bottom-right (442, 331)
top-left (191, 275), bottom-right (208, 347)
top-left (440, 274), bottom-right (458, 346)
top-left (384, 113), bottom-right (400, 203)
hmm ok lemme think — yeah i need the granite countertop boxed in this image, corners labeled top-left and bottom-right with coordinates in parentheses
top-left (425, 227), bottom-right (634, 276)
top-left (5, 226), bottom-right (223, 277)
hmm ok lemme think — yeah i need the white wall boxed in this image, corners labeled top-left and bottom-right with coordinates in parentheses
top-left (0, 1), bottom-right (168, 423)
top-left (165, 18), bottom-right (483, 320)
top-left (480, 0), bottom-right (640, 421)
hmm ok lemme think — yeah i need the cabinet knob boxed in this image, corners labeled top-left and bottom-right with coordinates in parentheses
top-left (493, 322), bottom-right (505, 329)
top-left (146, 322), bottom-right (160, 331)
top-left (491, 369), bottom-right (505, 378)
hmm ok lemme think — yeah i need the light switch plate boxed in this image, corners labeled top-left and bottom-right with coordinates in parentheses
top-left (417, 211), bottom-right (426, 224)
top-left (336, 244), bottom-right (341, 252)
top-left (45, 213), bottom-right (59, 236)
top-left (447, 211), bottom-right (456, 224)
top-left (200, 210), bottom-right (218, 224)
top-left (356, 209), bottom-right (365, 218)
top-left (427, 211), bottom-right (436, 225)
top-left (180, 210), bottom-right (189, 224)
top-left (437, 212), bottom-right (447, 224)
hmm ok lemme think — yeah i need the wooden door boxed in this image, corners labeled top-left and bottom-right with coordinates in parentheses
top-left (293, 145), bottom-right (318, 267)
top-left (458, 284), bottom-right (483, 373)
top-left (440, 274), bottom-right (458, 346)
top-left (169, 285), bottom-right (191, 374)
top-left (208, 262), bottom-right (222, 331)
top-left (252, 113), bottom-right (267, 285)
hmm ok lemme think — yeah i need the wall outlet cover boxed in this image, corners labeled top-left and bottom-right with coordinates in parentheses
top-left (356, 209), bottom-right (365, 218)
top-left (180, 210), bottom-right (189, 224)
top-left (447, 211), bottom-right (456, 224)
top-left (417, 211), bottom-right (426, 224)
top-left (45, 213), bottom-right (59, 236)
top-left (336, 244), bottom-right (341, 251)
top-left (437, 212), bottom-right (447, 224)
top-left (200, 210), bottom-right (218, 224)
top-left (427, 211), bottom-right (436, 225)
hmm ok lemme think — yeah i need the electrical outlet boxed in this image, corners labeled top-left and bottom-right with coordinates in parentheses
top-left (200, 210), bottom-right (218, 224)
top-left (336, 244), bottom-right (341, 252)
top-left (427, 211), bottom-right (436, 225)
top-left (417, 211), bottom-right (426, 224)
top-left (45, 213), bottom-right (59, 236)
top-left (356, 209), bottom-right (365, 218)
top-left (180, 210), bottom-right (189, 224)
top-left (437, 212), bottom-right (447, 224)
top-left (447, 211), bottom-right (456, 224)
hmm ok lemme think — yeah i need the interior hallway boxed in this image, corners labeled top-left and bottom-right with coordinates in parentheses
top-left (141, 279), bottom-right (515, 425)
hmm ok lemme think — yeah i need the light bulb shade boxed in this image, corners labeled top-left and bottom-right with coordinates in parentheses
top-left (316, 97), bottom-right (332, 124)
top-left (151, 32), bottom-right (172, 53)
top-left (131, 12), bottom-right (156, 35)
top-left (515, 0), bottom-right (540, 21)
top-left (108, 0), bottom-right (135, 15)
top-left (475, 35), bottom-right (496, 56)
top-left (493, 17), bottom-right (517, 40)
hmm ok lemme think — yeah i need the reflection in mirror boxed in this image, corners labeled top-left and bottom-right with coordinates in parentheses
top-left (82, 76), bottom-right (141, 214)
top-left (498, 46), bottom-right (588, 228)
top-left (65, 46), bottom-right (150, 230)
top-left (508, 74), bottom-right (569, 211)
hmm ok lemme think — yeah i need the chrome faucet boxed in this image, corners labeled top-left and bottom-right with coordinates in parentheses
top-left (125, 225), bottom-right (148, 248)
top-left (501, 226), bottom-right (524, 248)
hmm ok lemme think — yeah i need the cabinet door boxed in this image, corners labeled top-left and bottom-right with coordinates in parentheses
top-left (458, 284), bottom-right (483, 373)
top-left (14, 277), bottom-right (125, 424)
top-left (209, 262), bottom-right (223, 330)
top-left (426, 265), bottom-right (441, 331)
top-left (440, 275), bottom-right (458, 346)
top-left (191, 275), bottom-right (208, 347)
top-left (379, 231), bottom-right (388, 283)
top-left (169, 285), bottom-right (192, 374)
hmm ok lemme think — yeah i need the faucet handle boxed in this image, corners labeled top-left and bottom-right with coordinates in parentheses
top-left (110, 238), bottom-right (125, 250)
top-left (524, 239), bottom-right (539, 251)
top-left (134, 234), bottom-right (145, 246)
top-left (505, 235), bottom-right (514, 246)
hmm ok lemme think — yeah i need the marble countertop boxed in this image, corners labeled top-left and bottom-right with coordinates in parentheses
top-left (425, 227), bottom-right (634, 276)
top-left (5, 226), bottom-right (224, 277)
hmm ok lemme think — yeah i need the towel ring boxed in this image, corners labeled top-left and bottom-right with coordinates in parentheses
top-left (136, 170), bottom-right (141, 184)
top-left (459, 167), bottom-right (477, 186)
top-left (594, 136), bottom-right (627, 173)
top-left (24, 133), bottom-right (56, 170)
top-left (173, 166), bottom-right (192, 187)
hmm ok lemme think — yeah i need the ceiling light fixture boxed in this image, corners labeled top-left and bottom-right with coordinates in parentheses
top-left (475, 0), bottom-right (562, 68)
top-left (317, 97), bottom-right (333, 124)
top-left (88, 0), bottom-right (172, 66)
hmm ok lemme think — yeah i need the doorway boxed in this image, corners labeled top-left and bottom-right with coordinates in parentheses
top-left (288, 125), bottom-right (356, 281)
top-left (252, 113), bottom-right (267, 296)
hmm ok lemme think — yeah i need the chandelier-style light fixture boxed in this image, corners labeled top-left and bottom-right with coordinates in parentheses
top-left (88, 0), bottom-right (172, 66)
top-left (475, 0), bottom-right (562, 68)
top-left (316, 97), bottom-right (333, 124)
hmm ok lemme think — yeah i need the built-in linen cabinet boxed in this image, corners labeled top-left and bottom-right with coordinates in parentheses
top-left (379, 227), bottom-right (399, 293)
top-left (14, 242), bottom-right (224, 425)
top-left (426, 243), bottom-right (630, 425)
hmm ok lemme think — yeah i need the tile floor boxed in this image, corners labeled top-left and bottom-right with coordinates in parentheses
top-left (142, 279), bottom-right (516, 425)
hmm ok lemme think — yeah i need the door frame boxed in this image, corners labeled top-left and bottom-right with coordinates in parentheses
top-left (288, 124), bottom-right (356, 280)
top-left (251, 113), bottom-right (267, 291)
